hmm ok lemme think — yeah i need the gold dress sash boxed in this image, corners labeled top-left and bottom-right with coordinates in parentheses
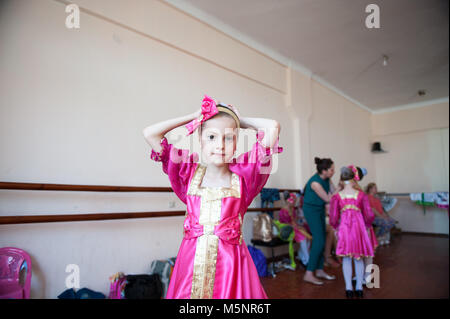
top-left (187, 164), bottom-right (240, 299)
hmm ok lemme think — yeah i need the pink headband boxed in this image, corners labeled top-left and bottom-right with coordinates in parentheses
top-left (348, 165), bottom-right (360, 181)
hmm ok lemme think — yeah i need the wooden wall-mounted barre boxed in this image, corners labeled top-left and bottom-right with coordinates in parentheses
top-left (0, 181), bottom-right (294, 225)
top-left (0, 207), bottom-right (281, 225)
top-left (0, 210), bottom-right (186, 225)
top-left (0, 181), bottom-right (173, 192)
top-left (0, 181), bottom-right (299, 193)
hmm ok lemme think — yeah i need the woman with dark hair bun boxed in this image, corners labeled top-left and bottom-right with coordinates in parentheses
top-left (301, 157), bottom-right (338, 285)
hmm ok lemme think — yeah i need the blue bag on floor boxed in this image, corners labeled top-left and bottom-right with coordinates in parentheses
top-left (57, 287), bottom-right (105, 299)
top-left (247, 245), bottom-right (268, 277)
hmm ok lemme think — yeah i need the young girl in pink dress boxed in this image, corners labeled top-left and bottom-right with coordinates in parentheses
top-left (142, 95), bottom-right (282, 299)
top-left (329, 166), bottom-right (375, 299)
top-left (277, 192), bottom-right (312, 270)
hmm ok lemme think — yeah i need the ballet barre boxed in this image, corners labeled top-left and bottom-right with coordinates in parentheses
top-left (0, 181), bottom-right (298, 194)
top-left (379, 192), bottom-right (410, 197)
top-left (0, 181), bottom-right (287, 225)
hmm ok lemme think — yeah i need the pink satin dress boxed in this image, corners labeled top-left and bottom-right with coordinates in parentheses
top-left (278, 208), bottom-right (311, 242)
top-left (329, 191), bottom-right (375, 259)
top-left (150, 135), bottom-right (282, 299)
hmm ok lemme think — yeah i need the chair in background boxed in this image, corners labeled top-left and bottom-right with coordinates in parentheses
top-left (0, 247), bottom-right (32, 299)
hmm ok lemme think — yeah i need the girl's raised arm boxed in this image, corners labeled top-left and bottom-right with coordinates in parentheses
top-left (239, 117), bottom-right (281, 149)
top-left (142, 110), bottom-right (200, 152)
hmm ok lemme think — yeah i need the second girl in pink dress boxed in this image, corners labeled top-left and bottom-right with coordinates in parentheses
top-left (329, 165), bottom-right (375, 299)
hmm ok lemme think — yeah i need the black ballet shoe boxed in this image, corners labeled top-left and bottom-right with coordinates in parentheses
top-left (345, 290), bottom-right (354, 299)
top-left (355, 290), bottom-right (364, 298)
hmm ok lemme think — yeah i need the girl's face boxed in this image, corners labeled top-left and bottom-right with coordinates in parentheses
top-left (287, 193), bottom-right (296, 207)
top-left (369, 184), bottom-right (378, 195)
top-left (199, 114), bottom-right (238, 166)
top-left (287, 199), bottom-right (295, 208)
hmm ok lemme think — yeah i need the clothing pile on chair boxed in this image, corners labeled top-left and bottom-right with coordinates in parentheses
top-left (379, 195), bottom-right (398, 212)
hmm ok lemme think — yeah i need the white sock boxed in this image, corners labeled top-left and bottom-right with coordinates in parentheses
top-left (298, 240), bottom-right (310, 265)
top-left (354, 258), bottom-right (365, 290)
top-left (342, 257), bottom-right (353, 291)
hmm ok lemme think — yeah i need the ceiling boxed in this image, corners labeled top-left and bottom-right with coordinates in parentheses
top-left (170, 0), bottom-right (449, 112)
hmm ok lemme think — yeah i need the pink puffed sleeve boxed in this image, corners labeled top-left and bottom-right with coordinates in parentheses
top-left (150, 137), bottom-right (198, 204)
top-left (361, 193), bottom-right (375, 227)
top-left (329, 194), bottom-right (341, 229)
top-left (229, 131), bottom-right (283, 207)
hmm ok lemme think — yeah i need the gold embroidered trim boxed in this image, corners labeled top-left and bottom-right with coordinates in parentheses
top-left (191, 233), bottom-right (219, 299)
top-left (187, 164), bottom-right (240, 199)
top-left (188, 164), bottom-right (241, 299)
top-left (341, 204), bottom-right (361, 212)
top-left (238, 214), bottom-right (243, 245)
top-left (338, 190), bottom-right (360, 200)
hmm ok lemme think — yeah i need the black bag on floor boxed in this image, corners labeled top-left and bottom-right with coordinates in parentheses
top-left (124, 274), bottom-right (163, 299)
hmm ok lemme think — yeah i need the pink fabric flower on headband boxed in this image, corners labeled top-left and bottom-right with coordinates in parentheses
top-left (185, 95), bottom-right (219, 136)
top-left (348, 165), bottom-right (360, 181)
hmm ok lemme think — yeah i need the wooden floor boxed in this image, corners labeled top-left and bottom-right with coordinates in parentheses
top-left (261, 234), bottom-right (449, 299)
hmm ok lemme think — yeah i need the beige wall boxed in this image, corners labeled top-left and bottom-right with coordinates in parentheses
top-left (372, 102), bottom-right (449, 137)
top-left (0, 0), bottom-right (445, 299)
top-left (308, 80), bottom-right (376, 189)
top-left (289, 70), bottom-right (376, 190)
top-left (371, 101), bottom-right (449, 193)
top-left (371, 102), bottom-right (449, 235)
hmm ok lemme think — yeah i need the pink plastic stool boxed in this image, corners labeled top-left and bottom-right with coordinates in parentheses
top-left (0, 247), bottom-right (32, 299)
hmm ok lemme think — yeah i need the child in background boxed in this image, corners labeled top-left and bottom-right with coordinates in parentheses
top-left (366, 183), bottom-right (396, 245)
top-left (276, 192), bottom-right (312, 270)
top-left (329, 166), bottom-right (375, 299)
top-left (143, 95), bottom-right (282, 299)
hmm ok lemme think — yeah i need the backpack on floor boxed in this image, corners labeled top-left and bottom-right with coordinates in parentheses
top-left (124, 274), bottom-right (163, 299)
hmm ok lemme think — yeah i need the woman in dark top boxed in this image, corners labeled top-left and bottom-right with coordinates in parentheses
top-left (302, 157), bottom-right (339, 285)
